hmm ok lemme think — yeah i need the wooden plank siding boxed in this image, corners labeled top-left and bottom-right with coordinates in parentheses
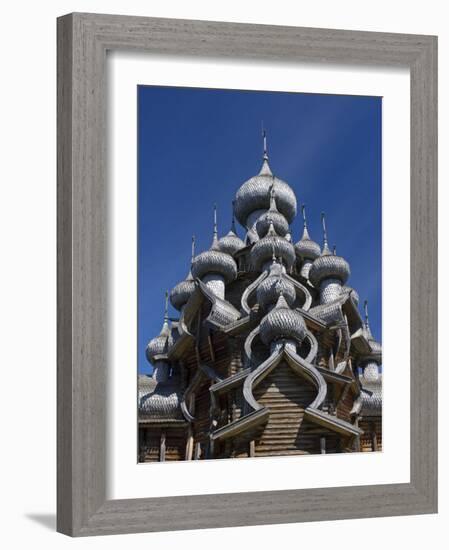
top-left (252, 361), bottom-right (319, 456)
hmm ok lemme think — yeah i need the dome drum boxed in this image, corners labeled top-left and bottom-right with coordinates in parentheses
top-left (203, 273), bottom-right (226, 299)
top-left (319, 278), bottom-right (343, 305)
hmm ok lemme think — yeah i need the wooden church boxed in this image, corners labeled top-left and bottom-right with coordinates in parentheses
top-left (138, 134), bottom-right (382, 462)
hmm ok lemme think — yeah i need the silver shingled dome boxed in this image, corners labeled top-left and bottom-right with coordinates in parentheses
top-left (308, 253), bottom-right (351, 288)
top-left (139, 381), bottom-right (182, 420)
top-left (255, 210), bottom-right (289, 238)
top-left (250, 223), bottom-right (296, 272)
top-left (255, 187), bottom-right (290, 238)
top-left (234, 158), bottom-right (297, 226)
top-left (218, 230), bottom-right (245, 256)
top-left (170, 276), bottom-right (196, 311)
top-left (191, 249), bottom-right (237, 283)
top-left (294, 207), bottom-right (321, 261)
top-left (146, 319), bottom-right (170, 365)
top-left (170, 237), bottom-right (197, 311)
top-left (260, 295), bottom-right (306, 346)
top-left (294, 227), bottom-right (321, 260)
top-left (257, 263), bottom-right (296, 310)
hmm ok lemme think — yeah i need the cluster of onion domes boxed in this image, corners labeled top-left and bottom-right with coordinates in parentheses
top-left (256, 258), bottom-right (296, 310)
top-left (234, 134), bottom-right (297, 232)
top-left (260, 293), bottom-right (306, 346)
top-left (146, 292), bottom-right (171, 364)
top-left (156, 134), bottom-right (379, 371)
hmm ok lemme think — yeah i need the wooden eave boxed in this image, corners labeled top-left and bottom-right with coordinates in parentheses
top-left (167, 332), bottom-right (194, 361)
top-left (304, 407), bottom-right (363, 437)
top-left (210, 368), bottom-right (251, 395)
top-left (210, 408), bottom-right (270, 442)
top-left (316, 366), bottom-right (353, 386)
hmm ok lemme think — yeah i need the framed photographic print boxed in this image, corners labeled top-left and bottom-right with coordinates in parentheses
top-left (57, 13), bottom-right (437, 536)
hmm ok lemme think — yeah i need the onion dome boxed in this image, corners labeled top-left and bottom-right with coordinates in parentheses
top-left (192, 249), bottom-right (237, 282)
top-left (250, 220), bottom-right (296, 272)
top-left (170, 236), bottom-right (196, 311)
top-left (309, 252), bottom-right (350, 289)
top-left (255, 186), bottom-right (289, 238)
top-left (139, 385), bottom-right (182, 419)
top-left (234, 131), bottom-right (297, 226)
top-left (294, 205), bottom-right (321, 260)
top-left (191, 204), bottom-right (238, 283)
top-left (170, 278), bottom-right (195, 311)
top-left (146, 292), bottom-right (171, 364)
top-left (217, 202), bottom-right (245, 255)
top-left (260, 294), bottom-right (306, 346)
top-left (308, 213), bottom-right (350, 288)
top-left (257, 260), bottom-right (296, 310)
top-left (218, 231), bottom-right (245, 256)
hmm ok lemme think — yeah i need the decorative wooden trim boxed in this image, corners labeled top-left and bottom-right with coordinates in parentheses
top-left (57, 12), bottom-right (437, 536)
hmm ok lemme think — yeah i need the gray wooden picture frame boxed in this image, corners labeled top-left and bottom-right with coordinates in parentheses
top-left (57, 12), bottom-right (438, 537)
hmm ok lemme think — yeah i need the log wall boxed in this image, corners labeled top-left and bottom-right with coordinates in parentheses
top-left (252, 361), bottom-right (319, 456)
top-left (139, 427), bottom-right (187, 462)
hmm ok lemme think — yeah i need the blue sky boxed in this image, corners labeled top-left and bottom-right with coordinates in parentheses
top-left (138, 86), bottom-right (382, 375)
